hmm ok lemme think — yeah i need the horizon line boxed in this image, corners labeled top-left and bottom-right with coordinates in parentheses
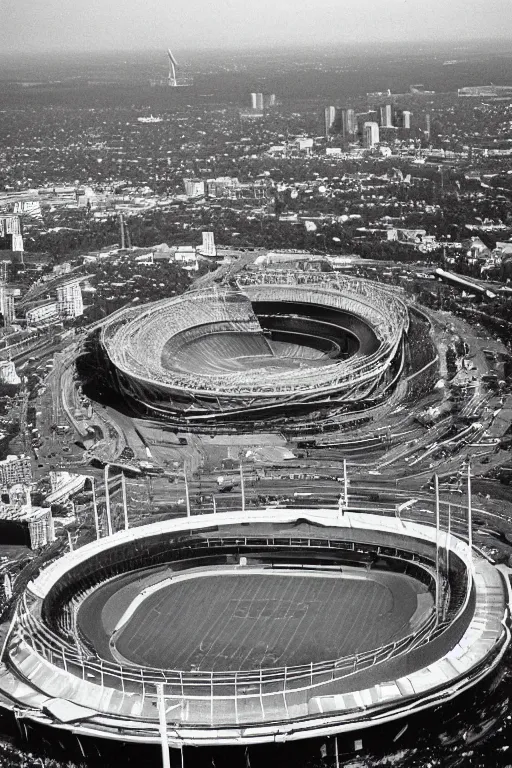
top-left (2, 36), bottom-right (512, 57)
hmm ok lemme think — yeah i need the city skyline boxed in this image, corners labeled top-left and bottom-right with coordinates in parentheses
top-left (2, 0), bottom-right (512, 52)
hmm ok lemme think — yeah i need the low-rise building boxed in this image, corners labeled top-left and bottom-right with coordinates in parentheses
top-left (25, 300), bottom-right (59, 327)
top-left (0, 361), bottom-right (20, 385)
top-left (294, 138), bottom-right (314, 152)
top-left (173, 247), bottom-right (199, 271)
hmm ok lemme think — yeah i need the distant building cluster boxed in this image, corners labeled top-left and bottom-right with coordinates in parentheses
top-left (447, 236), bottom-right (512, 278)
top-left (386, 228), bottom-right (437, 251)
top-left (250, 92), bottom-right (276, 110)
top-left (183, 176), bottom-right (269, 200)
top-left (127, 231), bottom-right (217, 271)
top-left (324, 104), bottom-right (413, 146)
top-left (239, 92), bottom-right (277, 119)
top-left (23, 279), bottom-right (84, 327)
top-left (0, 214), bottom-right (23, 253)
top-left (458, 85), bottom-right (512, 98)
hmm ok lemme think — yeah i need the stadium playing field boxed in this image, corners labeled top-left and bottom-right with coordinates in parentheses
top-left (111, 571), bottom-right (424, 671)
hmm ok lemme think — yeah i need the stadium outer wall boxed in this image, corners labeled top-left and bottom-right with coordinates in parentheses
top-left (97, 275), bottom-right (409, 425)
top-left (1, 509), bottom-right (509, 750)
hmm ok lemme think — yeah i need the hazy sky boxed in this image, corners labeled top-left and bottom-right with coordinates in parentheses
top-left (1, 0), bottom-right (512, 52)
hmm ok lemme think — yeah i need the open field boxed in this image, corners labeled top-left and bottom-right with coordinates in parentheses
top-left (108, 570), bottom-right (422, 671)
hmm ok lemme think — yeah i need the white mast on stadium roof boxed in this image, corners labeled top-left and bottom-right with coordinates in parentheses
top-left (156, 683), bottom-right (171, 768)
top-left (467, 459), bottom-right (473, 570)
top-left (87, 475), bottom-right (100, 540)
top-left (434, 473), bottom-right (441, 628)
top-left (446, 502), bottom-right (451, 589)
top-left (121, 471), bottom-right (129, 530)
top-left (239, 450), bottom-right (246, 513)
top-left (104, 464), bottom-right (113, 536)
top-left (183, 462), bottom-right (191, 518)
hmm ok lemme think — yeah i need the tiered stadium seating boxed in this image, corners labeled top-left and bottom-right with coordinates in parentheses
top-left (173, 332), bottom-right (274, 374)
top-left (98, 277), bottom-right (409, 424)
top-left (268, 341), bottom-right (325, 360)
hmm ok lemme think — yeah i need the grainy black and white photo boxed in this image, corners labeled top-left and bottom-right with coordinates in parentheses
top-left (0, 2), bottom-right (512, 767)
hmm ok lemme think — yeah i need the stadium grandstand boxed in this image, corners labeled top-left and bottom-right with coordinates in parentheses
top-left (98, 272), bottom-right (409, 428)
top-left (1, 508), bottom-right (508, 750)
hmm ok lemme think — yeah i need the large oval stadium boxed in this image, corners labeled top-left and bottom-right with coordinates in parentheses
top-left (3, 507), bottom-right (509, 750)
top-left (99, 270), bottom-right (409, 426)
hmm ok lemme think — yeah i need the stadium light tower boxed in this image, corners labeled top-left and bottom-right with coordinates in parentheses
top-left (239, 454), bottom-right (246, 513)
top-left (446, 503), bottom-right (451, 577)
top-left (434, 474), bottom-right (441, 628)
top-left (156, 683), bottom-right (171, 768)
top-left (121, 472), bottom-right (129, 530)
top-left (86, 476), bottom-right (100, 540)
top-left (104, 464), bottom-right (113, 536)
top-left (337, 460), bottom-right (348, 517)
top-left (467, 460), bottom-right (473, 569)
top-left (183, 464), bottom-right (191, 518)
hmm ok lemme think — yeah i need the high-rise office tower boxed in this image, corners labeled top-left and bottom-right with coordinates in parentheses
top-left (341, 108), bottom-right (356, 138)
top-left (425, 113), bottom-right (431, 141)
top-left (201, 231), bottom-right (216, 257)
top-left (0, 260), bottom-right (11, 284)
top-left (324, 106), bottom-right (337, 137)
top-left (395, 109), bottom-right (412, 130)
top-left (251, 92), bottom-right (264, 110)
top-left (0, 287), bottom-right (14, 327)
top-left (56, 281), bottom-right (84, 319)
top-left (356, 111), bottom-right (376, 140)
top-left (183, 179), bottom-right (205, 197)
top-left (380, 104), bottom-right (393, 128)
top-left (363, 122), bottom-right (380, 148)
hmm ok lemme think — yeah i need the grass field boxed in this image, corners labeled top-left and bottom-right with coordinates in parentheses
top-left (111, 571), bottom-right (421, 672)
